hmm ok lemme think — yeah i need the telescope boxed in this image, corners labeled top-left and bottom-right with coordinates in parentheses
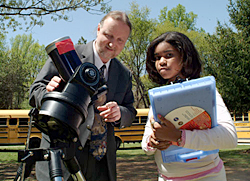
top-left (35, 36), bottom-right (106, 142)
top-left (15, 36), bottom-right (107, 181)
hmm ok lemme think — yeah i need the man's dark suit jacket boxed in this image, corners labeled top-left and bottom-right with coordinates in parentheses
top-left (29, 41), bottom-right (137, 181)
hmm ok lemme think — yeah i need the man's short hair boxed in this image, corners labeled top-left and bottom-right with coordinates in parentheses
top-left (99, 11), bottom-right (132, 34)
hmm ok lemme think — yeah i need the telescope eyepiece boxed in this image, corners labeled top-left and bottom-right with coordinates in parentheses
top-left (85, 68), bottom-right (96, 81)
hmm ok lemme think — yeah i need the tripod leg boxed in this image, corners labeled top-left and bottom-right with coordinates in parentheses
top-left (14, 163), bottom-right (23, 181)
top-left (14, 162), bottom-right (34, 181)
top-left (49, 149), bottom-right (64, 181)
top-left (64, 157), bottom-right (86, 181)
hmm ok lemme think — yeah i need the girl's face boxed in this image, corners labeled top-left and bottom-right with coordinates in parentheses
top-left (154, 41), bottom-right (184, 82)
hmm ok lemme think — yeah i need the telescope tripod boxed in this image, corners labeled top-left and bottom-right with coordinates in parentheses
top-left (15, 108), bottom-right (86, 181)
top-left (16, 137), bottom-right (86, 181)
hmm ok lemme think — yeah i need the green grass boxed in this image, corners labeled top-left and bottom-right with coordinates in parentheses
top-left (0, 145), bottom-right (25, 150)
top-left (0, 152), bottom-right (18, 163)
top-left (117, 143), bottom-right (153, 163)
top-left (117, 142), bottom-right (147, 158)
top-left (117, 143), bottom-right (250, 168)
top-left (1, 143), bottom-right (249, 181)
top-left (0, 146), bottom-right (25, 163)
top-left (1, 143), bottom-right (250, 166)
top-left (219, 145), bottom-right (250, 168)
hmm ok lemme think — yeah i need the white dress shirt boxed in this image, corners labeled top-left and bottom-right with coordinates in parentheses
top-left (93, 41), bottom-right (111, 81)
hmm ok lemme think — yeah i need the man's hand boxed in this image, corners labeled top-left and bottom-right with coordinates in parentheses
top-left (46, 76), bottom-right (61, 92)
top-left (97, 101), bottom-right (121, 122)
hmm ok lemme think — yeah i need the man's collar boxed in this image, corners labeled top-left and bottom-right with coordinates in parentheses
top-left (93, 41), bottom-right (111, 70)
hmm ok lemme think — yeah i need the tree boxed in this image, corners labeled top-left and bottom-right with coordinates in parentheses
top-left (119, 3), bottom-right (205, 108)
top-left (0, 34), bottom-right (47, 109)
top-left (0, 0), bottom-right (111, 31)
top-left (204, 0), bottom-right (250, 113)
top-left (0, 34), bottom-right (9, 108)
top-left (158, 4), bottom-right (198, 31)
top-left (228, 0), bottom-right (250, 37)
top-left (118, 2), bottom-right (156, 108)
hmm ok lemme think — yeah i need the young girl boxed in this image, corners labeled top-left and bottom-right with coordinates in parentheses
top-left (141, 31), bottom-right (238, 181)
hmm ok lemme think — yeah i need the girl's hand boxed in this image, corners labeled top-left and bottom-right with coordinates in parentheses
top-left (148, 135), bottom-right (171, 151)
top-left (151, 114), bottom-right (181, 142)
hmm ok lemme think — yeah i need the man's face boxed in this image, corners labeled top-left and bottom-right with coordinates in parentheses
top-left (95, 17), bottom-right (130, 63)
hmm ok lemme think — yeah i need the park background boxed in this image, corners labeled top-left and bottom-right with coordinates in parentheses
top-left (0, 0), bottom-right (249, 114)
top-left (0, 0), bottom-right (250, 180)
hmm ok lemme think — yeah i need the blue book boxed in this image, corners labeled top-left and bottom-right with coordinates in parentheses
top-left (148, 76), bottom-right (219, 163)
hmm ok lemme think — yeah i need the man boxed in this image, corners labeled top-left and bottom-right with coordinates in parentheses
top-left (29, 11), bottom-right (137, 181)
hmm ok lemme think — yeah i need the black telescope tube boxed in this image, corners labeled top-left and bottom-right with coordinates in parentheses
top-left (45, 36), bottom-right (82, 82)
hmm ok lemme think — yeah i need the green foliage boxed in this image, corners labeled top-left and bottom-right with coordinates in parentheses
top-left (0, 34), bottom-right (47, 109)
top-left (207, 29), bottom-right (249, 112)
top-left (228, 0), bottom-right (250, 37)
top-left (120, 3), bottom-right (205, 108)
top-left (140, 74), bottom-right (157, 92)
top-left (0, 0), bottom-right (111, 32)
top-left (158, 4), bottom-right (198, 31)
top-left (121, 2), bottom-right (156, 76)
top-left (78, 36), bottom-right (88, 44)
top-left (204, 0), bottom-right (250, 113)
top-left (153, 1), bottom-right (250, 112)
top-left (118, 2), bottom-right (156, 108)
top-left (158, 6), bottom-right (168, 23)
